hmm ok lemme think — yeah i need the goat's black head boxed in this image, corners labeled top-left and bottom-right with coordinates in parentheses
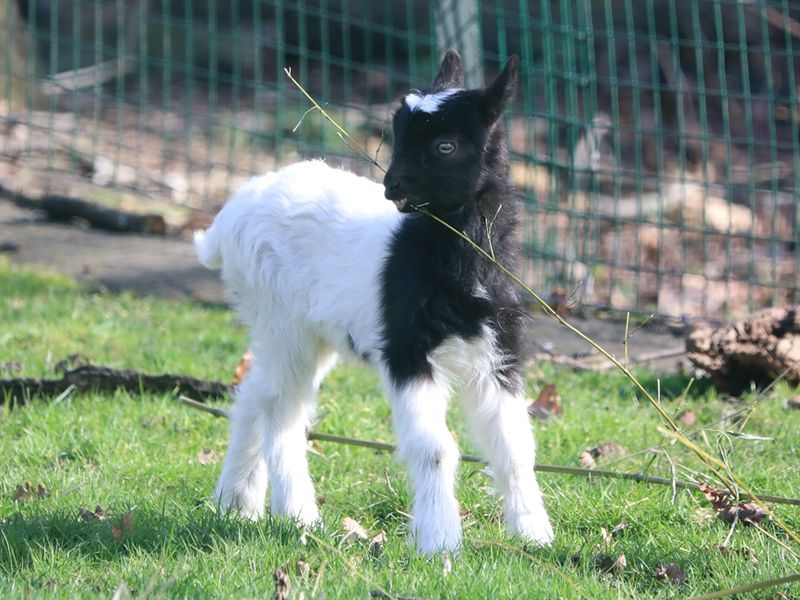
top-left (383, 49), bottom-right (519, 216)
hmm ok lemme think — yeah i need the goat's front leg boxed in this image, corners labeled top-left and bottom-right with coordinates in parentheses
top-left (461, 376), bottom-right (553, 547)
top-left (383, 370), bottom-right (461, 554)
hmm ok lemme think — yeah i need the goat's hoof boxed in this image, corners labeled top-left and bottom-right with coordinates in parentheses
top-left (212, 482), bottom-right (267, 520)
top-left (212, 495), bottom-right (265, 520)
top-left (273, 504), bottom-right (322, 530)
top-left (508, 512), bottom-right (554, 548)
top-left (410, 516), bottom-right (462, 555)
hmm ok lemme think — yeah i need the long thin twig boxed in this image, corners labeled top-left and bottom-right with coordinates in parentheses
top-left (688, 572), bottom-right (800, 600)
top-left (176, 396), bottom-right (800, 507)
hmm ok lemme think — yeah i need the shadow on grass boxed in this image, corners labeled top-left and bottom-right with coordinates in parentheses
top-left (0, 505), bottom-right (307, 572)
top-left (635, 371), bottom-right (716, 402)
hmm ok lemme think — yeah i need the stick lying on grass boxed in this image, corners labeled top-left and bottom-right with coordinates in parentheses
top-left (177, 395), bottom-right (800, 507)
top-left (0, 365), bottom-right (231, 406)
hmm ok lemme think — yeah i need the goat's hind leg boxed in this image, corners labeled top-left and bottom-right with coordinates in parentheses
top-left (461, 376), bottom-right (554, 546)
top-left (214, 372), bottom-right (269, 519)
top-left (260, 343), bottom-right (335, 527)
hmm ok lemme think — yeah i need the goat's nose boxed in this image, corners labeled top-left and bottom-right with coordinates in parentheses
top-left (383, 169), bottom-right (405, 200)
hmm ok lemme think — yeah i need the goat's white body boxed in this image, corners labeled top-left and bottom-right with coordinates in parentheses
top-left (196, 161), bottom-right (400, 360)
top-left (196, 160), bottom-right (552, 553)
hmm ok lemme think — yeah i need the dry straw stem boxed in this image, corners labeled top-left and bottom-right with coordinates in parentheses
top-left (177, 396), bottom-right (800, 507)
top-left (688, 572), bottom-right (800, 600)
top-left (283, 73), bottom-right (800, 548)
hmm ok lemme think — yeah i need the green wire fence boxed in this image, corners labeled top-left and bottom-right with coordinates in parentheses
top-left (2, 0), bottom-right (799, 321)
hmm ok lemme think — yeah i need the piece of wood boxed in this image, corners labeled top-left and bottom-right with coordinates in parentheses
top-left (0, 184), bottom-right (166, 235)
top-left (0, 364), bottom-right (231, 407)
top-left (686, 306), bottom-right (800, 394)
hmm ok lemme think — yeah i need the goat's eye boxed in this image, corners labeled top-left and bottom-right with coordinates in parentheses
top-left (436, 141), bottom-right (456, 155)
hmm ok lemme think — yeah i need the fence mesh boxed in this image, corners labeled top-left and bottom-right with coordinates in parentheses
top-left (2, 0), bottom-right (799, 321)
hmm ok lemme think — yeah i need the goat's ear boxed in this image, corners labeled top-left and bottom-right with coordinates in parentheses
top-left (482, 55), bottom-right (519, 124)
top-left (432, 48), bottom-right (464, 91)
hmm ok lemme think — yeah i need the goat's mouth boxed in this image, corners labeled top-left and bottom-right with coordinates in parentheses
top-left (388, 196), bottom-right (427, 213)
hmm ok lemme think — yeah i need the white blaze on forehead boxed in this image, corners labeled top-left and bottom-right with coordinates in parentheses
top-left (403, 89), bottom-right (463, 114)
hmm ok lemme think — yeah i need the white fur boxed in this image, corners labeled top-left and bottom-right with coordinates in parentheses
top-left (196, 160), bottom-right (552, 553)
top-left (404, 89), bottom-right (462, 113)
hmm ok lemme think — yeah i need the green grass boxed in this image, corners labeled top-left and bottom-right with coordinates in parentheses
top-left (1, 258), bottom-right (799, 598)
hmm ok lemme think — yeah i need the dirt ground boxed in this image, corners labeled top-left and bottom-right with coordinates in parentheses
top-left (0, 199), bottom-right (687, 372)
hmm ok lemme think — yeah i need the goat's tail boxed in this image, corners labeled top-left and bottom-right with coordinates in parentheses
top-left (194, 225), bottom-right (223, 270)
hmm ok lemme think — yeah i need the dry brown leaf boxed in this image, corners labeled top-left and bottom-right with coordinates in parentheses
top-left (112, 511), bottom-right (133, 541)
top-left (788, 396), bottom-right (800, 410)
top-left (78, 505), bottom-right (107, 522)
top-left (295, 559), bottom-right (310, 578)
top-left (579, 451), bottom-right (597, 469)
top-left (589, 443), bottom-right (628, 458)
top-left (698, 483), bottom-right (767, 525)
top-left (527, 383), bottom-right (562, 420)
top-left (273, 570), bottom-right (291, 600)
top-left (232, 350), bottom-right (252, 385)
top-left (198, 449), bottom-right (220, 466)
top-left (12, 483), bottom-right (49, 502)
top-left (369, 530), bottom-right (388, 558)
top-left (600, 527), bottom-right (612, 545)
top-left (610, 522), bottom-right (629, 536)
top-left (676, 409), bottom-right (697, 427)
top-left (595, 553), bottom-right (626, 575)
top-left (342, 516), bottom-right (369, 541)
top-left (655, 563), bottom-right (685, 585)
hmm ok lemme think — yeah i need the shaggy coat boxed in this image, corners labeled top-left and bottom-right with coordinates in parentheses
top-left (195, 50), bottom-right (553, 554)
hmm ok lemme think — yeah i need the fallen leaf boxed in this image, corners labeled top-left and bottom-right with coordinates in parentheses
top-left (610, 522), bottom-right (629, 536)
top-left (579, 451), bottom-right (597, 469)
top-left (613, 554), bottom-right (627, 572)
top-left (600, 527), bottom-right (611, 545)
top-left (588, 443), bottom-right (628, 458)
top-left (788, 396), bottom-right (800, 410)
top-left (369, 530), bottom-right (387, 558)
top-left (595, 553), bottom-right (626, 575)
top-left (527, 383), bottom-right (562, 420)
top-left (698, 483), bottom-right (767, 525)
top-left (198, 449), bottom-right (220, 466)
top-left (655, 563), bottom-right (685, 585)
top-left (232, 350), bottom-right (252, 385)
top-left (342, 516), bottom-right (369, 541)
top-left (112, 511), bottom-right (133, 541)
top-left (12, 483), bottom-right (49, 502)
top-left (273, 569), bottom-right (291, 600)
top-left (78, 505), bottom-right (107, 522)
top-left (676, 409), bottom-right (697, 427)
top-left (295, 559), bottom-right (310, 578)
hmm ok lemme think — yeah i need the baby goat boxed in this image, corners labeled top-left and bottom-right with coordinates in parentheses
top-left (194, 50), bottom-right (553, 554)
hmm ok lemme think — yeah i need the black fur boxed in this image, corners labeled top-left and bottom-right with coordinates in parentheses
top-left (379, 51), bottom-right (525, 392)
